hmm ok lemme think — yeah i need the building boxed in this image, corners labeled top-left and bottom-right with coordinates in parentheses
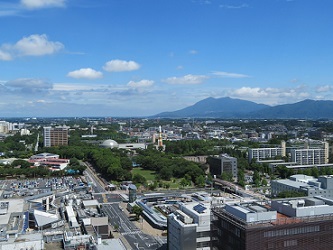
top-left (208, 154), bottom-right (238, 179)
top-left (128, 184), bottom-right (137, 203)
top-left (211, 198), bottom-right (333, 250)
top-left (43, 126), bottom-right (69, 147)
top-left (168, 202), bottom-right (211, 250)
top-left (248, 141), bottom-right (286, 163)
top-left (289, 142), bottom-right (329, 165)
top-left (271, 174), bottom-right (333, 198)
top-left (100, 139), bottom-right (147, 150)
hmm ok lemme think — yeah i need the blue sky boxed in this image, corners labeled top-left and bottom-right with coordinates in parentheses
top-left (0, 0), bottom-right (332, 117)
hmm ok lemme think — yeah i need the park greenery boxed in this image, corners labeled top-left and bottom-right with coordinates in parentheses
top-left (2, 121), bottom-right (333, 193)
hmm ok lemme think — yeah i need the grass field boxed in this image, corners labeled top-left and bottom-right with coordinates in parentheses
top-left (131, 167), bottom-right (195, 189)
top-left (131, 167), bottom-right (156, 181)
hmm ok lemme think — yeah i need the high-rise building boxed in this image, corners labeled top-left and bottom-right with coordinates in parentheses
top-left (43, 126), bottom-right (69, 147)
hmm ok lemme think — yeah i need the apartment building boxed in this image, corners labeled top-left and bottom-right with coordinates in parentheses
top-left (248, 141), bottom-right (286, 163)
top-left (289, 142), bottom-right (329, 165)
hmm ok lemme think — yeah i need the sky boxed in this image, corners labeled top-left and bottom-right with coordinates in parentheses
top-left (0, 0), bottom-right (333, 117)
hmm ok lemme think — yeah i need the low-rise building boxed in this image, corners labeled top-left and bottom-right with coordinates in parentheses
top-left (271, 174), bottom-right (333, 198)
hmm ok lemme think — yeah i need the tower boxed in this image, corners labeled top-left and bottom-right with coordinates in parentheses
top-left (158, 126), bottom-right (163, 147)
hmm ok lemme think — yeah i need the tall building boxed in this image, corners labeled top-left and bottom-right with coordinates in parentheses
top-left (168, 202), bottom-right (211, 250)
top-left (211, 198), bottom-right (333, 250)
top-left (43, 126), bottom-right (69, 147)
top-left (208, 154), bottom-right (238, 179)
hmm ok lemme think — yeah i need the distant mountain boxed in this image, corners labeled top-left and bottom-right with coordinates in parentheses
top-left (250, 99), bottom-right (333, 119)
top-left (153, 98), bottom-right (333, 119)
top-left (154, 97), bottom-right (269, 118)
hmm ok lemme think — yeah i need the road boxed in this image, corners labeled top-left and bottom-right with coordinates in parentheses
top-left (102, 203), bottom-right (162, 249)
top-left (83, 162), bottom-right (164, 249)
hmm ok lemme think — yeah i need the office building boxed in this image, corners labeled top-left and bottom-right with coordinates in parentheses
top-left (211, 198), bottom-right (333, 250)
top-left (43, 126), bottom-right (69, 147)
top-left (208, 154), bottom-right (238, 179)
top-left (168, 202), bottom-right (211, 250)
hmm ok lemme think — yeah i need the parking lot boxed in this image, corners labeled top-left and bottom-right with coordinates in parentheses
top-left (0, 176), bottom-right (85, 198)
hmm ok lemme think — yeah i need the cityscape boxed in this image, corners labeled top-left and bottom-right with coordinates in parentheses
top-left (1, 0), bottom-right (333, 250)
top-left (0, 118), bottom-right (333, 249)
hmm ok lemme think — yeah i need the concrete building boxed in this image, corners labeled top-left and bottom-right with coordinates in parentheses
top-left (43, 126), bottom-right (69, 147)
top-left (271, 174), bottom-right (333, 198)
top-left (211, 198), bottom-right (333, 250)
top-left (168, 202), bottom-right (211, 250)
top-left (289, 142), bottom-right (329, 165)
top-left (248, 141), bottom-right (286, 163)
top-left (208, 154), bottom-right (238, 179)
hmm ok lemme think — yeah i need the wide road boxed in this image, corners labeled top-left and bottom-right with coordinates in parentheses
top-left (102, 203), bottom-right (162, 250)
top-left (83, 161), bottom-right (165, 249)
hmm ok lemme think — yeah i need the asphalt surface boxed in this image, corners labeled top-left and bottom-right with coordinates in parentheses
top-left (102, 203), bottom-right (162, 250)
top-left (83, 162), bottom-right (164, 249)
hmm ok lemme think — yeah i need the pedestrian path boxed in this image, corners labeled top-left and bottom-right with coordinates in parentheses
top-left (122, 230), bottom-right (141, 235)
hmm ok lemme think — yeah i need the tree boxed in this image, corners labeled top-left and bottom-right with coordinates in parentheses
top-left (261, 178), bottom-right (268, 186)
top-left (132, 173), bottom-right (146, 185)
top-left (253, 170), bottom-right (261, 187)
top-left (237, 169), bottom-right (245, 187)
top-left (195, 175), bottom-right (206, 187)
top-left (132, 205), bottom-right (143, 221)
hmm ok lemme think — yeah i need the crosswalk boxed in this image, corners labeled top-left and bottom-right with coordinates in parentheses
top-left (122, 230), bottom-right (142, 235)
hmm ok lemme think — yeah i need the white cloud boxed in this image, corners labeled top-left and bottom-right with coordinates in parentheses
top-left (0, 50), bottom-right (12, 61)
top-left (14, 34), bottom-right (64, 56)
top-left (189, 50), bottom-right (198, 54)
top-left (127, 80), bottom-right (154, 88)
top-left (163, 74), bottom-right (208, 85)
top-left (5, 78), bottom-right (53, 93)
top-left (103, 59), bottom-right (140, 72)
top-left (21, 0), bottom-right (66, 9)
top-left (67, 68), bottom-right (103, 79)
top-left (229, 86), bottom-right (310, 105)
top-left (0, 34), bottom-right (64, 60)
top-left (212, 71), bottom-right (250, 78)
top-left (316, 85), bottom-right (332, 93)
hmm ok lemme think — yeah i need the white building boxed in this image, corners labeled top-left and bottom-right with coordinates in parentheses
top-left (248, 141), bottom-right (286, 163)
top-left (271, 174), bottom-right (333, 198)
top-left (290, 142), bottom-right (329, 165)
top-left (168, 202), bottom-right (211, 250)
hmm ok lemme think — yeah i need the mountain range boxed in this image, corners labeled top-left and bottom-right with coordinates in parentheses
top-left (154, 97), bottom-right (333, 119)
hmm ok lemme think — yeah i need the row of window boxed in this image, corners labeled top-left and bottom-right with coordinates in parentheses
top-left (264, 225), bottom-right (320, 238)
